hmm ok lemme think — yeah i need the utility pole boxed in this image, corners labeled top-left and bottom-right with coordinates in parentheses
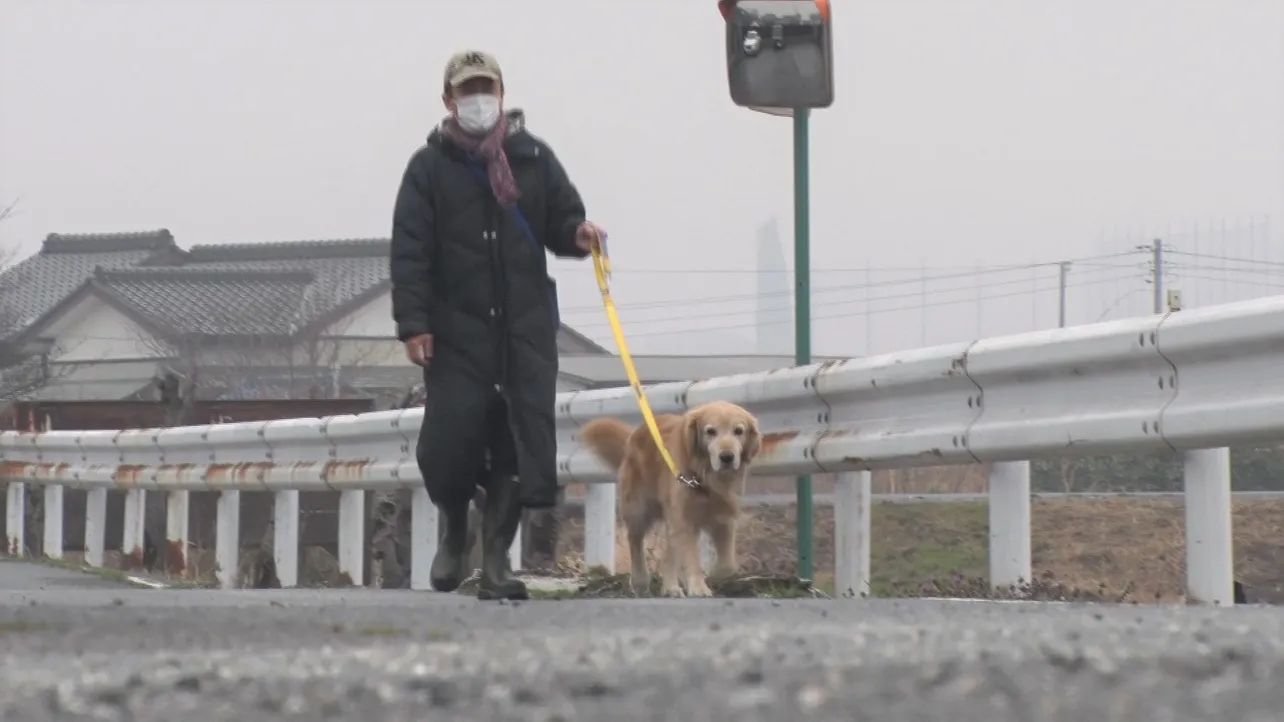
top-left (1057, 262), bottom-right (1070, 328)
top-left (717, 0), bottom-right (834, 582)
top-left (1152, 239), bottom-right (1165, 314)
top-left (792, 109), bottom-right (814, 581)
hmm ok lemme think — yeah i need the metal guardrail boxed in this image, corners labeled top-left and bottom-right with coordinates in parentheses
top-left (560, 490), bottom-right (1284, 508)
top-left (5, 294), bottom-right (1284, 604)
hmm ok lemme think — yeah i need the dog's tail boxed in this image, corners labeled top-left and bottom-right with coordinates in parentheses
top-left (578, 417), bottom-right (633, 470)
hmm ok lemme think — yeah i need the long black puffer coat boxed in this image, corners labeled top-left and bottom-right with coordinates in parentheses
top-left (389, 110), bottom-right (589, 510)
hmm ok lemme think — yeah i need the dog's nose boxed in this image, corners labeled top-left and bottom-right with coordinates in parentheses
top-left (718, 451), bottom-right (735, 465)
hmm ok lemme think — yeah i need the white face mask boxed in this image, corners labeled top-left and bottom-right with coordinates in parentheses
top-left (454, 93), bottom-right (501, 134)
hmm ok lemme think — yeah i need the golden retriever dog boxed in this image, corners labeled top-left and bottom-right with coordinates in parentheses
top-left (578, 400), bottom-right (761, 598)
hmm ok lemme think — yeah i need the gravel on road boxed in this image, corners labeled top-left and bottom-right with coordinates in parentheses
top-left (1, 560), bottom-right (1283, 721)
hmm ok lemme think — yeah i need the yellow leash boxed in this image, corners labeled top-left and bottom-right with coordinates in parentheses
top-left (589, 235), bottom-right (698, 488)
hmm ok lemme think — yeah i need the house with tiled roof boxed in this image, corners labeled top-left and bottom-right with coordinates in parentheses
top-left (1, 229), bottom-right (815, 405)
top-left (0, 230), bottom-right (612, 404)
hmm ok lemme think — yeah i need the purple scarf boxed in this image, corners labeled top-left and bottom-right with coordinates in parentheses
top-left (442, 114), bottom-right (520, 206)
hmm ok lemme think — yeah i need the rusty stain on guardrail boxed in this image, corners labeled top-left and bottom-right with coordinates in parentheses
top-left (0, 461), bottom-right (29, 480)
top-left (761, 431), bottom-right (798, 457)
top-left (323, 460), bottom-right (379, 489)
top-left (114, 464), bottom-right (149, 487)
top-left (206, 462), bottom-right (274, 488)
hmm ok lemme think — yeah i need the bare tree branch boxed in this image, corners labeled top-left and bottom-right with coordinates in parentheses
top-left (1, 204), bottom-right (43, 407)
top-left (1, 202), bottom-right (80, 412)
top-left (140, 333), bottom-right (297, 424)
top-left (290, 282), bottom-right (399, 399)
top-left (138, 327), bottom-right (388, 423)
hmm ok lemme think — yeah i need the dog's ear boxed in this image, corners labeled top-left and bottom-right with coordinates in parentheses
top-left (742, 414), bottom-right (761, 463)
top-left (683, 409), bottom-right (704, 464)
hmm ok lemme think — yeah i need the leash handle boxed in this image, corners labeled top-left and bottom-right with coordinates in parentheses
top-left (589, 231), bottom-right (692, 485)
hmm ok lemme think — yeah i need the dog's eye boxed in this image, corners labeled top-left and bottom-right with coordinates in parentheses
top-left (733, 425), bottom-right (745, 436)
top-left (704, 426), bottom-right (717, 437)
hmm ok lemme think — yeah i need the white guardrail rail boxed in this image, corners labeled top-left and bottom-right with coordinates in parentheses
top-left (4, 295), bottom-right (1284, 605)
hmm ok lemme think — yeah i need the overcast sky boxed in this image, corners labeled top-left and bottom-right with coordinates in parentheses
top-left (2, 0), bottom-right (1281, 356)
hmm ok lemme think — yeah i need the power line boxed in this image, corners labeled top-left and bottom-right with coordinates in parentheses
top-left (597, 253), bottom-right (1142, 274)
top-left (597, 272), bottom-right (1144, 338)
top-left (1167, 264), bottom-right (1284, 280)
top-left (1165, 250), bottom-right (1284, 269)
top-left (559, 252), bottom-right (1145, 315)
top-left (1171, 273), bottom-right (1284, 291)
top-left (1171, 260), bottom-right (1284, 278)
top-left (564, 267), bottom-right (1140, 331)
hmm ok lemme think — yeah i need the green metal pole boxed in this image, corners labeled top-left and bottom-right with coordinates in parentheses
top-left (792, 108), bottom-right (814, 581)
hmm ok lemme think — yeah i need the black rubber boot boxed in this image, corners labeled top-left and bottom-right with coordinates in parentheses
top-left (429, 499), bottom-right (471, 592)
top-left (477, 475), bottom-right (529, 601)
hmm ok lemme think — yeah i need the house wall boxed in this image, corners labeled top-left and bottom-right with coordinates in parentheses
top-left (309, 291), bottom-right (403, 368)
top-left (302, 338), bottom-right (403, 369)
top-left (336, 291), bottom-right (395, 337)
top-left (36, 359), bottom-right (163, 400)
top-left (34, 294), bottom-right (403, 379)
top-left (26, 292), bottom-right (817, 400)
top-left (40, 297), bottom-right (159, 363)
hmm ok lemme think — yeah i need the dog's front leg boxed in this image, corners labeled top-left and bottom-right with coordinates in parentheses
top-left (658, 521), bottom-right (687, 597)
top-left (673, 518), bottom-right (713, 598)
top-left (708, 516), bottom-right (738, 578)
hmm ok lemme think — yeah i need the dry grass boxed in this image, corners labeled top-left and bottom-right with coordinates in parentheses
top-left (36, 492), bottom-right (1283, 603)
top-left (555, 497), bottom-right (1284, 603)
top-left (558, 467), bottom-right (994, 502)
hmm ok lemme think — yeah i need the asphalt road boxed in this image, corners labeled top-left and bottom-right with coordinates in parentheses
top-left (3, 560), bottom-right (1284, 720)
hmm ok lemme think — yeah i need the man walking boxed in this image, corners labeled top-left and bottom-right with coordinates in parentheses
top-left (390, 50), bottom-right (604, 600)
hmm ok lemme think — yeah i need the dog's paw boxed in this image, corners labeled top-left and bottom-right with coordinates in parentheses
top-left (685, 578), bottom-right (714, 598)
top-left (661, 582), bottom-right (687, 598)
top-left (629, 580), bottom-right (650, 598)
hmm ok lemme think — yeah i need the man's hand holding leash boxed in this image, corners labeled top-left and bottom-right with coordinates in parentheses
top-left (575, 221), bottom-right (607, 254)
top-left (404, 334), bottom-right (433, 366)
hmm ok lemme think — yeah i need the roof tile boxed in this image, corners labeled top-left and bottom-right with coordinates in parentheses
top-left (1, 230), bottom-right (179, 335)
top-left (41, 229), bottom-right (176, 254)
top-left (94, 267), bottom-right (316, 337)
top-left (2, 232), bottom-right (606, 353)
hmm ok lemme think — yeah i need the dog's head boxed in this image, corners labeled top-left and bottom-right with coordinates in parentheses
top-left (683, 400), bottom-right (760, 475)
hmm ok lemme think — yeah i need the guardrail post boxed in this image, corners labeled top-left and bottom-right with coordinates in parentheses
top-left (85, 488), bottom-right (107, 567)
top-left (510, 520), bottom-right (523, 572)
top-left (5, 481), bottom-right (25, 556)
top-left (583, 483), bottom-right (617, 573)
top-left (165, 491), bottom-right (189, 577)
top-left (988, 461), bottom-right (1032, 591)
top-left (121, 489), bottom-right (147, 569)
top-left (273, 490), bottom-right (299, 588)
top-left (338, 489), bottom-right (364, 586)
top-left (1183, 447), bottom-right (1234, 605)
top-left (410, 487), bottom-right (437, 591)
top-left (42, 485), bottom-right (64, 559)
top-left (834, 470), bottom-right (871, 599)
top-left (215, 490), bottom-right (240, 589)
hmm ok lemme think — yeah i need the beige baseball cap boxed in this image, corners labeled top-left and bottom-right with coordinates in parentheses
top-left (443, 50), bottom-right (503, 88)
